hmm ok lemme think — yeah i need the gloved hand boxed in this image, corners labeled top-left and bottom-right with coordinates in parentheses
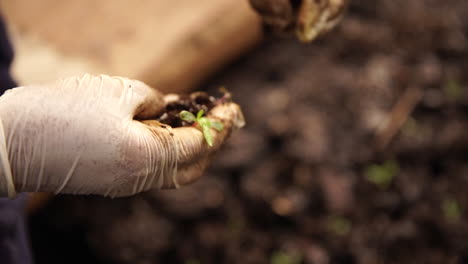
top-left (0, 74), bottom-right (244, 198)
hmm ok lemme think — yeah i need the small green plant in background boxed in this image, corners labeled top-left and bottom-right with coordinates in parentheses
top-left (180, 110), bottom-right (224, 147)
top-left (184, 259), bottom-right (200, 264)
top-left (270, 251), bottom-right (301, 264)
top-left (328, 216), bottom-right (352, 236)
top-left (365, 160), bottom-right (399, 189)
top-left (401, 118), bottom-right (420, 137)
top-left (443, 198), bottom-right (462, 222)
top-left (444, 78), bottom-right (464, 102)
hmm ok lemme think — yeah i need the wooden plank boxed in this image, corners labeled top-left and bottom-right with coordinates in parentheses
top-left (0, 0), bottom-right (262, 93)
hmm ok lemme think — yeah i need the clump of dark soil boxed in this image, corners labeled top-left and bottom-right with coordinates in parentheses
top-left (29, 1), bottom-right (468, 264)
top-left (154, 92), bottom-right (216, 128)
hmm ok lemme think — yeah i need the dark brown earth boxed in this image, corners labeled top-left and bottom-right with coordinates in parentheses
top-left (29, 0), bottom-right (468, 263)
top-left (154, 92), bottom-right (218, 128)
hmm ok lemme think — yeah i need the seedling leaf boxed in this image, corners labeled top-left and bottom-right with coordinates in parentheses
top-left (184, 259), bottom-right (200, 264)
top-left (445, 78), bottom-right (464, 102)
top-left (212, 120), bottom-right (224, 131)
top-left (328, 216), bottom-right (352, 236)
top-left (271, 251), bottom-right (301, 264)
top-left (197, 109), bottom-right (204, 119)
top-left (203, 126), bottom-right (214, 147)
top-left (180, 111), bottom-right (196, 122)
top-left (365, 160), bottom-right (399, 189)
top-left (443, 198), bottom-right (461, 222)
top-left (198, 117), bottom-right (211, 128)
top-left (180, 109), bottom-right (224, 147)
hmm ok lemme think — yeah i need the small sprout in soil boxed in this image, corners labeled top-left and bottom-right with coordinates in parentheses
top-left (444, 78), bottom-right (464, 102)
top-left (270, 251), bottom-right (301, 264)
top-left (184, 259), bottom-right (200, 264)
top-left (365, 160), bottom-right (399, 189)
top-left (180, 109), bottom-right (224, 147)
top-left (154, 89), bottom-right (232, 128)
top-left (443, 198), bottom-right (461, 222)
top-left (402, 118), bottom-right (420, 137)
top-left (328, 216), bottom-right (352, 236)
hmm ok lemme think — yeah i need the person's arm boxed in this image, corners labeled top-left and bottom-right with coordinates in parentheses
top-left (0, 74), bottom-right (244, 198)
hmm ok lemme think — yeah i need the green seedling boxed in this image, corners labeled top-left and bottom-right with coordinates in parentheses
top-left (365, 160), bottom-right (399, 189)
top-left (443, 198), bottom-right (462, 222)
top-left (444, 78), bottom-right (464, 102)
top-left (270, 251), bottom-right (301, 264)
top-left (328, 216), bottom-right (352, 236)
top-left (180, 109), bottom-right (224, 147)
top-left (184, 259), bottom-right (200, 264)
top-left (402, 118), bottom-right (419, 137)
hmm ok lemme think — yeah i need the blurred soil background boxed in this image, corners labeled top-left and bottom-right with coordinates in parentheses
top-left (14, 0), bottom-right (468, 263)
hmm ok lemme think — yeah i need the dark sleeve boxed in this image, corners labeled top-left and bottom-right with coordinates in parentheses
top-left (0, 194), bottom-right (33, 264)
top-left (0, 17), bottom-right (17, 93)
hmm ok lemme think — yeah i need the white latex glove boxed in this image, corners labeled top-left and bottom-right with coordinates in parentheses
top-left (0, 74), bottom-right (244, 198)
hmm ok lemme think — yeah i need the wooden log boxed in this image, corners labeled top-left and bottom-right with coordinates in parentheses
top-left (0, 0), bottom-right (262, 93)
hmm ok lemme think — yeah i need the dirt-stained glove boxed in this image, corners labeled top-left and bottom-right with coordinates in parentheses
top-left (0, 74), bottom-right (244, 198)
top-left (249, 0), bottom-right (348, 42)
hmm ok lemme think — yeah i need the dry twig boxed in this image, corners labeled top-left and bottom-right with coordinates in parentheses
top-left (375, 86), bottom-right (424, 150)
